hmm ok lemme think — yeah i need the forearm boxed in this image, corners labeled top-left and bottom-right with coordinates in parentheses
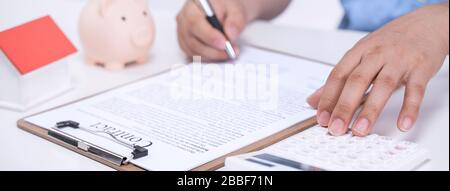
top-left (242, 0), bottom-right (291, 21)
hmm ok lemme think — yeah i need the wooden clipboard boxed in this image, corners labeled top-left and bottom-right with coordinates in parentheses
top-left (17, 45), bottom-right (332, 171)
top-left (17, 116), bottom-right (317, 171)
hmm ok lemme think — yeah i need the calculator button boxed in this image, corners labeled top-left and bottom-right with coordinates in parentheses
top-left (315, 152), bottom-right (332, 160)
top-left (345, 153), bottom-right (360, 160)
top-left (367, 157), bottom-right (385, 166)
top-left (327, 149), bottom-right (340, 155)
top-left (377, 152), bottom-right (394, 162)
top-left (365, 134), bottom-right (379, 141)
top-left (356, 163), bottom-right (373, 170)
top-left (309, 144), bottom-right (321, 150)
top-left (350, 136), bottom-right (366, 142)
top-left (395, 141), bottom-right (417, 151)
top-left (300, 147), bottom-right (314, 155)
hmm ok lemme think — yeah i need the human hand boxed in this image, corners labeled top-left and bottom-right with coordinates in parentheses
top-left (307, 3), bottom-right (449, 137)
top-left (176, 0), bottom-right (258, 61)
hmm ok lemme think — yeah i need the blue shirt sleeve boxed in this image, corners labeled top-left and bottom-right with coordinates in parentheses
top-left (339, 0), bottom-right (448, 32)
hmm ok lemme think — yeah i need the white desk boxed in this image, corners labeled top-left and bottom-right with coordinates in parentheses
top-left (1, 1), bottom-right (448, 171)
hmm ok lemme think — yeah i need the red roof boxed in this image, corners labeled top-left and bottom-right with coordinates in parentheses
top-left (0, 16), bottom-right (77, 75)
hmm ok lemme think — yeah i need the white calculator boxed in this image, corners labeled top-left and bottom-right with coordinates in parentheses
top-left (225, 126), bottom-right (429, 171)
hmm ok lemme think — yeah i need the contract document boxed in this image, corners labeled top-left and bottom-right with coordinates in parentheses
top-left (24, 46), bottom-right (333, 170)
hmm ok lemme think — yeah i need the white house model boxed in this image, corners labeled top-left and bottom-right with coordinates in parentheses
top-left (0, 16), bottom-right (77, 111)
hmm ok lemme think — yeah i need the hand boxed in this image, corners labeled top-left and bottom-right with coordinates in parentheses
top-left (176, 0), bottom-right (256, 61)
top-left (176, 0), bottom-right (291, 61)
top-left (307, 3), bottom-right (449, 137)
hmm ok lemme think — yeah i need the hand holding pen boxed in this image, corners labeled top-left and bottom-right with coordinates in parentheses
top-left (197, 0), bottom-right (237, 60)
top-left (176, 0), bottom-right (250, 61)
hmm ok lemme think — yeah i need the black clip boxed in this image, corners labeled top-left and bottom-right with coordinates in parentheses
top-left (132, 145), bottom-right (148, 159)
top-left (55, 121), bottom-right (149, 160)
top-left (56, 121), bottom-right (80, 129)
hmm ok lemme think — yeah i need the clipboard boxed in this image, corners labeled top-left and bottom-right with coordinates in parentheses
top-left (17, 116), bottom-right (317, 171)
top-left (17, 45), bottom-right (333, 171)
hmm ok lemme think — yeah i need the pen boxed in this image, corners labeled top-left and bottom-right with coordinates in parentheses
top-left (197, 0), bottom-right (237, 60)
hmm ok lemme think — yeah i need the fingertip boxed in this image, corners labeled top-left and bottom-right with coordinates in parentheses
top-left (307, 97), bottom-right (316, 109)
top-left (307, 94), bottom-right (320, 109)
top-left (225, 24), bottom-right (239, 42)
top-left (352, 118), bottom-right (370, 137)
top-left (398, 116), bottom-right (414, 132)
top-left (328, 118), bottom-right (347, 136)
top-left (317, 111), bottom-right (331, 127)
top-left (307, 87), bottom-right (324, 109)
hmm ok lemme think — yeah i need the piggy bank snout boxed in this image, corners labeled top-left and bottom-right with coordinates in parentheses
top-left (132, 27), bottom-right (153, 48)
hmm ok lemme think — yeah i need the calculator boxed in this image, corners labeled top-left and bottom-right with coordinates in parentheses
top-left (225, 126), bottom-right (428, 171)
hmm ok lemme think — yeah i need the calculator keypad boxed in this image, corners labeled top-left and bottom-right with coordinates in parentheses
top-left (266, 126), bottom-right (427, 171)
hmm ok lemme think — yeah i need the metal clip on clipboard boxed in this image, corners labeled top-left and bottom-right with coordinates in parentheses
top-left (47, 121), bottom-right (150, 166)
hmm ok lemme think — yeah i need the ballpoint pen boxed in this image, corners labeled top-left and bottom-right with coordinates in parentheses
top-left (197, 0), bottom-right (237, 60)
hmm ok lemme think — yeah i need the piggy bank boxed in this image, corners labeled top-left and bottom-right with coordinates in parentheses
top-left (79, 0), bottom-right (155, 70)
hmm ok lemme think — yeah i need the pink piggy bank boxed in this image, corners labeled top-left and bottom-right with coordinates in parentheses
top-left (79, 0), bottom-right (155, 70)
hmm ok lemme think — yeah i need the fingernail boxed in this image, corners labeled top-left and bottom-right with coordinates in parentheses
top-left (400, 117), bottom-right (414, 132)
top-left (353, 118), bottom-right (369, 136)
top-left (329, 118), bottom-right (346, 136)
top-left (214, 38), bottom-right (226, 50)
top-left (317, 111), bottom-right (331, 126)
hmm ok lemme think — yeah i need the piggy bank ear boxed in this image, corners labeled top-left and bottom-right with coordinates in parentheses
top-left (134, 0), bottom-right (148, 7)
top-left (99, 0), bottom-right (117, 17)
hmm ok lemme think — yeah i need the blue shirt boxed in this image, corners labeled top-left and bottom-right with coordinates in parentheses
top-left (340, 0), bottom-right (448, 32)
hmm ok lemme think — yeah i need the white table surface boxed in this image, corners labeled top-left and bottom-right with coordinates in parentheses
top-left (0, 0), bottom-right (448, 171)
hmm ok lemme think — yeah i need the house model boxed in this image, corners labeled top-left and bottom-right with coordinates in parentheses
top-left (0, 16), bottom-right (77, 111)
